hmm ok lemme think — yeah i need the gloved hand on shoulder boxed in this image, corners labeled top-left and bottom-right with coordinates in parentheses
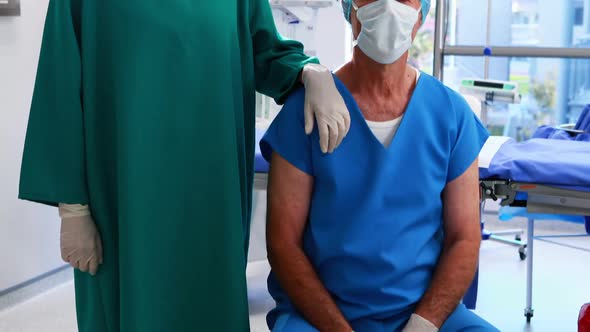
top-left (301, 63), bottom-right (351, 154)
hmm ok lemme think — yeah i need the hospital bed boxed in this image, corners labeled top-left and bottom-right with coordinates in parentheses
top-left (252, 127), bottom-right (590, 323)
top-left (478, 136), bottom-right (590, 322)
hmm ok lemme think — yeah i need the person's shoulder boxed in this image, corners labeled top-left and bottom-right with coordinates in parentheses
top-left (420, 74), bottom-right (471, 116)
top-left (276, 87), bottom-right (306, 125)
top-left (285, 86), bottom-right (306, 105)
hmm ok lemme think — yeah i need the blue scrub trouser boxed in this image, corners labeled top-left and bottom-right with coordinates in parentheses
top-left (272, 304), bottom-right (499, 332)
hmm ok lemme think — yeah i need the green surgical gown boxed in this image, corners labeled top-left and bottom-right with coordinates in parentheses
top-left (18, 1), bottom-right (316, 331)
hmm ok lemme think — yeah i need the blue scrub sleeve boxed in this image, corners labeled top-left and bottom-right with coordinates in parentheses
top-left (260, 89), bottom-right (314, 175)
top-left (447, 93), bottom-right (490, 183)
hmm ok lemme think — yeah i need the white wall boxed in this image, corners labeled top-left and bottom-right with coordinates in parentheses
top-left (315, 5), bottom-right (349, 70)
top-left (0, 0), bottom-right (64, 292)
top-left (273, 4), bottom-right (348, 70)
top-left (257, 4), bottom-right (348, 124)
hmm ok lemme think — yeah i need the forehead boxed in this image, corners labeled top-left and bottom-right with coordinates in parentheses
top-left (355, 0), bottom-right (421, 8)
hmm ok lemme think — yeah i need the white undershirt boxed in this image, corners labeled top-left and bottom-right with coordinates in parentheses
top-left (365, 117), bottom-right (404, 148)
top-left (365, 68), bottom-right (421, 148)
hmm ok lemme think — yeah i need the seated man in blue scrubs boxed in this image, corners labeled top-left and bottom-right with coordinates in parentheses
top-left (260, 0), bottom-right (499, 331)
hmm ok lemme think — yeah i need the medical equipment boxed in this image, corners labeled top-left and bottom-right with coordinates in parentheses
top-left (459, 79), bottom-right (530, 255)
top-left (479, 137), bottom-right (590, 323)
top-left (459, 78), bottom-right (521, 126)
top-left (480, 181), bottom-right (590, 323)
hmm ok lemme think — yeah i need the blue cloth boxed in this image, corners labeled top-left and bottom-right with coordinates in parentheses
top-left (531, 105), bottom-right (590, 141)
top-left (255, 129), bottom-right (269, 173)
top-left (272, 304), bottom-right (498, 332)
top-left (261, 73), bottom-right (489, 329)
top-left (532, 126), bottom-right (590, 141)
top-left (576, 105), bottom-right (590, 131)
top-left (479, 138), bottom-right (590, 192)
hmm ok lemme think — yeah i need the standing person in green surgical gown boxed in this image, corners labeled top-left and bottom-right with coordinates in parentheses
top-left (18, 1), bottom-right (351, 331)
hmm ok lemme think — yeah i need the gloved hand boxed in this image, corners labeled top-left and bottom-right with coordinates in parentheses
top-left (401, 314), bottom-right (439, 332)
top-left (59, 204), bottom-right (103, 276)
top-left (301, 63), bottom-right (351, 154)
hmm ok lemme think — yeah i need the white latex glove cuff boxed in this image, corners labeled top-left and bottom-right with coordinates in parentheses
top-left (402, 314), bottom-right (439, 332)
top-left (59, 203), bottom-right (91, 219)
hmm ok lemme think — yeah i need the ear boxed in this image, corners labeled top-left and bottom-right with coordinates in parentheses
top-left (350, 6), bottom-right (362, 39)
top-left (411, 11), bottom-right (422, 39)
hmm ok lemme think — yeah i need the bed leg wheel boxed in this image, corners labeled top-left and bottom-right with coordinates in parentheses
top-left (515, 234), bottom-right (522, 242)
top-left (524, 308), bottom-right (534, 323)
top-left (519, 246), bottom-right (527, 261)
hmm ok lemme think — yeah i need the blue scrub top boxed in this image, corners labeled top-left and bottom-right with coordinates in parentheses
top-left (261, 73), bottom-right (489, 328)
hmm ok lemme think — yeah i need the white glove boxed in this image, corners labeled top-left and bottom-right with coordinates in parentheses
top-left (301, 63), bottom-right (351, 154)
top-left (59, 204), bottom-right (103, 276)
top-left (401, 314), bottom-right (439, 332)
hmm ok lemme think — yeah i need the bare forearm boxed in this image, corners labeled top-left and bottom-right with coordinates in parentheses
top-left (414, 240), bottom-right (479, 328)
top-left (269, 246), bottom-right (352, 332)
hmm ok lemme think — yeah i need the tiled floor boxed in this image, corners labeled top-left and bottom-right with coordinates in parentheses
top-left (1, 219), bottom-right (588, 332)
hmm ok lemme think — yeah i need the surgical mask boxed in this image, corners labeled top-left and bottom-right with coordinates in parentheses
top-left (352, 0), bottom-right (420, 65)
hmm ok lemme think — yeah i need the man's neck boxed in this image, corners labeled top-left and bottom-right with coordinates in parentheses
top-left (345, 49), bottom-right (414, 99)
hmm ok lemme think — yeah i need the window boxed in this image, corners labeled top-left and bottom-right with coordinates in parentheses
top-left (575, 7), bottom-right (584, 26)
top-left (409, 0), bottom-right (438, 75)
top-left (447, 0), bottom-right (589, 48)
top-left (443, 56), bottom-right (590, 140)
top-left (437, 0), bottom-right (590, 140)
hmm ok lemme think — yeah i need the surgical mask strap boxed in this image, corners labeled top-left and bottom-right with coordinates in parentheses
top-left (351, 0), bottom-right (359, 47)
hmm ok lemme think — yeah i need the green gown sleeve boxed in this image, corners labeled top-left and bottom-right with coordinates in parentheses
top-left (19, 0), bottom-right (88, 206)
top-left (250, 0), bottom-right (319, 104)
